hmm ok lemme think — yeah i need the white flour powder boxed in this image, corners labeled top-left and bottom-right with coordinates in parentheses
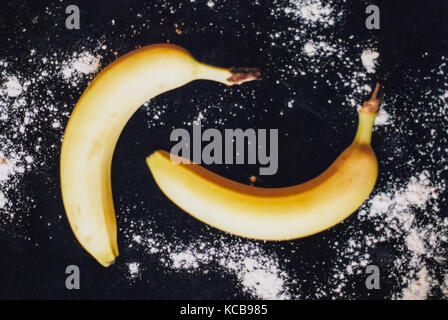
top-left (0, 48), bottom-right (101, 229)
top-left (61, 52), bottom-right (101, 85)
top-left (123, 222), bottom-right (294, 299)
top-left (361, 50), bottom-right (379, 73)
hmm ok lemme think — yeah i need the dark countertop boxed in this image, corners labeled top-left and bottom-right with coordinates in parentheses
top-left (0, 0), bottom-right (447, 299)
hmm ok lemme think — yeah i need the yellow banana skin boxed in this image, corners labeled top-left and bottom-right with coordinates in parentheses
top-left (61, 44), bottom-right (260, 267)
top-left (147, 84), bottom-right (384, 241)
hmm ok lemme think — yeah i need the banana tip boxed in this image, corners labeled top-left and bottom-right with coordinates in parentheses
top-left (146, 150), bottom-right (167, 167)
top-left (99, 256), bottom-right (117, 268)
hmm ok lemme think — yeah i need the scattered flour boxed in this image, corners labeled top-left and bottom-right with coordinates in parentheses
top-left (242, 269), bottom-right (287, 300)
top-left (123, 219), bottom-right (294, 299)
top-left (401, 267), bottom-right (431, 300)
top-left (128, 262), bottom-right (140, 279)
top-left (0, 157), bottom-right (15, 181)
top-left (61, 52), bottom-right (101, 84)
top-left (442, 275), bottom-right (448, 297)
top-left (405, 230), bottom-right (426, 256)
top-left (326, 168), bottom-right (447, 299)
top-left (0, 191), bottom-right (5, 209)
top-left (0, 46), bottom-right (102, 231)
top-left (279, 0), bottom-right (382, 120)
top-left (170, 251), bottom-right (200, 269)
top-left (284, 0), bottom-right (335, 26)
top-left (0, 142), bottom-right (32, 223)
top-left (302, 41), bottom-right (338, 57)
top-left (361, 50), bottom-right (379, 73)
top-left (303, 42), bottom-right (317, 56)
top-left (5, 76), bottom-right (23, 97)
top-left (163, 238), bottom-right (293, 299)
top-left (374, 107), bottom-right (390, 126)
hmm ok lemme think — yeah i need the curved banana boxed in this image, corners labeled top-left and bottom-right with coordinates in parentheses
top-left (147, 84), bottom-right (384, 241)
top-left (61, 44), bottom-right (261, 267)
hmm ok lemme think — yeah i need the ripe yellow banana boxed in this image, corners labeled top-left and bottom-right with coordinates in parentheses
top-left (147, 84), bottom-right (384, 241)
top-left (60, 44), bottom-right (261, 267)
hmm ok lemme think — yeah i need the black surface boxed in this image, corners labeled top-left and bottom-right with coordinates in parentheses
top-left (0, 0), bottom-right (447, 299)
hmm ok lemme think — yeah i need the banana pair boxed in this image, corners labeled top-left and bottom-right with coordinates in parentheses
top-left (60, 44), bottom-right (383, 266)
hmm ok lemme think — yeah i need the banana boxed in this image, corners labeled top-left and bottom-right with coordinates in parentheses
top-left (60, 44), bottom-right (261, 267)
top-left (147, 84), bottom-right (384, 241)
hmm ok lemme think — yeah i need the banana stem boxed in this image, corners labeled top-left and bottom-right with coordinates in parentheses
top-left (227, 67), bottom-right (262, 85)
top-left (355, 83), bottom-right (384, 144)
top-left (360, 83), bottom-right (384, 113)
top-left (355, 112), bottom-right (376, 144)
top-left (196, 62), bottom-right (261, 86)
